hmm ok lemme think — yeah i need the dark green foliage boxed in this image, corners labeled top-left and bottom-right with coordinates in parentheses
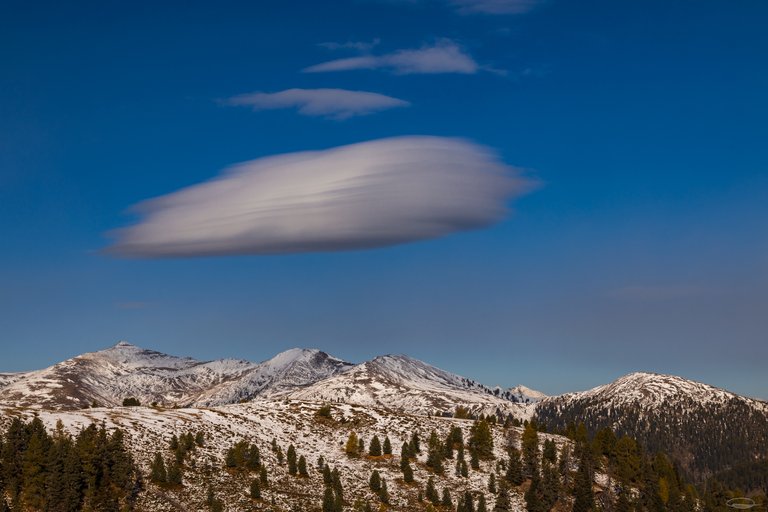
top-left (369, 470), bottom-right (381, 492)
top-left (573, 449), bottom-right (594, 512)
top-left (409, 431), bottom-right (421, 454)
top-left (425, 476), bottom-right (440, 505)
top-left (488, 471), bottom-right (497, 493)
top-left (542, 439), bottom-right (557, 464)
top-left (166, 459), bottom-right (183, 486)
top-left (383, 436), bottom-right (392, 455)
top-left (469, 419), bottom-right (495, 460)
top-left (426, 430), bottom-right (445, 474)
top-left (506, 447), bottom-right (524, 485)
top-left (477, 493), bottom-right (488, 512)
top-left (368, 435), bottom-right (382, 456)
top-left (471, 447), bottom-right (481, 470)
top-left (250, 478), bottom-right (261, 499)
top-left (521, 423), bottom-right (539, 478)
top-left (322, 486), bottom-right (336, 512)
top-left (150, 452), bottom-right (167, 484)
top-left (494, 483), bottom-right (512, 512)
top-left (195, 431), bottom-right (205, 447)
top-left (0, 418), bottom-right (138, 511)
top-left (122, 397), bottom-right (141, 407)
top-left (224, 440), bottom-right (261, 471)
top-left (259, 464), bottom-right (269, 486)
top-left (298, 454), bottom-right (308, 476)
top-left (378, 478), bottom-right (389, 504)
top-left (287, 444), bottom-right (297, 475)
top-left (317, 404), bottom-right (333, 419)
top-left (441, 487), bottom-right (453, 507)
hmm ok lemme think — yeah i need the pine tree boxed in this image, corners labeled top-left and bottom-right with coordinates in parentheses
top-left (441, 488), bottom-right (453, 508)
top-left (426, 431), bottom-right (445, 474)
top-left (22, 425), bottom-right (49, 510)
top-left (259, 465), bottom-right (268, 486)
top-left (522, 423), bottom-right (540, 478)
top-left (383, 436), bottom-right (392, 455)
top-left (506, 447), bottom-right (524, 485)
top-left (573, 450), bottom-right (594, 512)
top-left (298, 455), bottom-right (308, 476)
top-left (426, 476), bottom-right (440, 505)
top-left (250, 478), bottom-right (261, 499)
top-left (379, 478), bottom-right (389, 504)
top-left (525, 467), bottom-right (543, 512)
top-left (345, 432), bottom-right (359, 457)
top-left (287, 444), bottom-right (297, 475)
top-left (409, 431), bottom-right (421, 454)
top-left (168, 459), bottom-right (183, 486)
top-left (322, 486), bottom-right (336, 512)
top-left (469, 419), bottom-right (495, 460)
top-left (542, 439), bottom-right (557, 464)
top-left (471, 447), bottom-right (481, 470)
top-left (369, 470), bottom-right (381, 492)
top-left (494, 483), bottom-right (512, 512)
top-left (489, 471), bottom-right (497, 493)
top-left (150, 452), bottom-right (167, 484)
top-left (402, 460), bottom-right (414, 483)
top-left (477, 493), bottom-right (488, 512)
top-left (369, 435), bottom-right (382, 457)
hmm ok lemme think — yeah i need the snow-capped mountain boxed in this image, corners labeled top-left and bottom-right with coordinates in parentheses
top-left (0, 342), bottom-right (351, 409)
top-left (534, 371), bottom-right (768, 478)
top-left (286, 354), bottom-right (535, 419)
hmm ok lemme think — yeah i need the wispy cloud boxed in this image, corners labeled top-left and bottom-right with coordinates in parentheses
top-left (317, 39), bottom-right (381, 52)
top-left (222, 88), bottom-right (409, 120)
top-left (448, 0), bottom-right (542, 14)
top-left (304, 39), bottom-right (479, 75)
top-left (106, 136), bottom-right (534, 257)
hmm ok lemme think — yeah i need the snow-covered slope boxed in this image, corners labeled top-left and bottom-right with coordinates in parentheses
top-left (535, 371), bottom-right (768, 477)
top-left (0, 342), bottom-right (351, 409)
top-left (286, 354), bottom-right (535, 419)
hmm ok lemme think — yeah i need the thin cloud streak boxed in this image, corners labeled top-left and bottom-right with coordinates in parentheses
top-left (222, 88), bottom-right (409, 119)
top-left (449, 0), bottom-right (542, 14)
top-left (304, 39), bottom-right (478, 74)
top-left (317, 39), bottom-right (381, 52)
top-left (107, 136), bottom-right (534, 258)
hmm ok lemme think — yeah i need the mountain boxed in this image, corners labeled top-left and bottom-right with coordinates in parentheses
top-left (534, 371), bottom-right (768, 479)
top-left (286, 353), bottom-right (535, 419)
top-left (0, 342), bottom-right (352, 409)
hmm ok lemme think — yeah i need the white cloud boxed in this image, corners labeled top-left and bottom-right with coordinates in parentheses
top-left (304, 40), bottom-right (478, 75)
top-left (449, 0), bottom-right (541, 14)
top-left (223, 88), bottom-right (409, 120)
top-left (107, 136), bottom-right (534, 257)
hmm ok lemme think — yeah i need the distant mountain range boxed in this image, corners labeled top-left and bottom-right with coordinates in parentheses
top-left (1, 341), bottom-right (766, 480)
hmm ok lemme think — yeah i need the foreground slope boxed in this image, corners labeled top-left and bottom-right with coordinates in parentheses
top-left (534, 371), bottom-right (768, 479)
top-left (0, 399), bottom-right (545, 511)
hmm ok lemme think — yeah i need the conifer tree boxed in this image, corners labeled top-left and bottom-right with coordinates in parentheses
top-left (402, 459), bottom-right (414, 483)
top-left (383, 436), bottom-right (392, 455)
top-left (522, 423), bottom-right (540, 478)
top-left (488, 472), bottom-right (497, 493)
top-left (150, 452), bottom-right (167, 484)
top-left (494, 483), bottom-right (512, 512)
top-left (359, 437), bottom-right (365, 454)
top-left (368, 435), bottom-right (382, 457)
top-left (426, 431), bottom-right (445, 474)
top-left (469, 419), bottom-right (495, 460)
top-left (409, 432), bottom-right (421, 454)
top-left (345, 432), bottom-right (359, 457)
top-left (369, 470), bottom-right (381, 492)
top-left (573, 450), bottom-right (594, 512)
top-left (167, 459), bottom-right (183, 486)
top-left (259, 465), bottom-right (268, 486)
top-left (379, 478), bottom-right (389, 504)
top-left (525, 467), bottom-right (543, 512)
top-left (298, 455), bottom-right (308, 476)
top-left (471, 447), bottom-right (481, 470)
top-left (322, 486), bottom-right (336, 512)
top-left (425, 476), bottom-right (440, 505)
top-left (506, 447), bottom-right (524, 485)
top-left (250, 478), bottom-right (261, 499)
top-left (477, 493), bottom-right (489, 512)
top-left (287, 444), bottom-right (297, 475)
top-left (441, 487), bottom-right (453, 508)
top-left (542, 439), bottom-right (557, 464)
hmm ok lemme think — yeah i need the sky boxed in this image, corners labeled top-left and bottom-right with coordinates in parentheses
top-left (1, 0), bottom-right (767, 398)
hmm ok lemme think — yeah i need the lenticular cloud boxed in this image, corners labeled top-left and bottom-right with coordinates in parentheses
top-left (107, 136), bottom-right (532, 257)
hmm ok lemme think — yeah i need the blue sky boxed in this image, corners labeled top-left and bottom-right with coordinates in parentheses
top-left (1, 0), bottom-right (766, 397)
